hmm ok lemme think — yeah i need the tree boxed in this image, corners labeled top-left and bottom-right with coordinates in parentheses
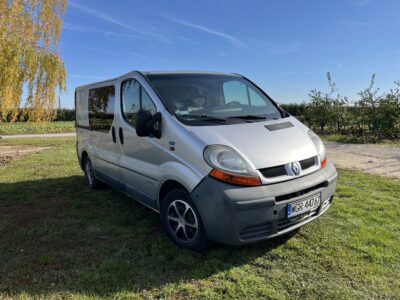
top-left (0, 0), bottom-right (67, 122)
top-left (306, 72), bottom-right (337, 133)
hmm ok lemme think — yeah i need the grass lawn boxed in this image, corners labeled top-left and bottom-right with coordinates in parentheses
top-left (0, 137), bottom-right (399, 299)
top-left (322, 134), bottom-right (400, 146)
top-left (0, 121), bottom-right (75, 135)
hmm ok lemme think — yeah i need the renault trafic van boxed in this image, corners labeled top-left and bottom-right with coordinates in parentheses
top-left (75, 71), bottom-right (337, 250)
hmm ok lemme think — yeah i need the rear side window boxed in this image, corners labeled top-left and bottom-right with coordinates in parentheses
top-left (88, 86), bottom-right (115, 132)
top-left (121, 79), bottom-right (156, 127)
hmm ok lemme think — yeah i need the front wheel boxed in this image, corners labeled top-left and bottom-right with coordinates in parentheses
top-left (83, 156), bottom-right (103, 189)
top-left (161, 189), bottom-right (208, 251)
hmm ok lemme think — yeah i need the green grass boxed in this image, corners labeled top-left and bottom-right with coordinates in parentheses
top-left (0, 137), bottom-right (399, 299)
top-left (322, 134), bottom-right (400, 146)
top-left (0, 121), bottom-right (75, 135)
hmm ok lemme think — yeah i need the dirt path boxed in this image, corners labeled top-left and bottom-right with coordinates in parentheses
top-left (325, 141), bottom-right (400, 179)
top-left (0, 145), bottom-right (53, 166)
top-left (0, 132), bottom-right (76, 139)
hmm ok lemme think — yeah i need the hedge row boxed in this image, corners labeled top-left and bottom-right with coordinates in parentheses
top-left (281, 74), bottom-right (400, 141)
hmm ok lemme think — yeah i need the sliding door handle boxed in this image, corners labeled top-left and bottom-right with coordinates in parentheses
top-left (119, 127), bottom-right (124, 145)
top-left (111, 126), bottom-right (116, 143)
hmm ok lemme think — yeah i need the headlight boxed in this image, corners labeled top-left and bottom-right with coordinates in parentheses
top-left (203, 145), bottom-right (261, 186)
top-left (308, 130), bottom-right (327, 167)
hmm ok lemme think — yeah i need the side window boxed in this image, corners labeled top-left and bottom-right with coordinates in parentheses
top-left (121, 79), bottom-right (157, 127)
top-left (223, 80), bottom-right (249, 105)
top-left (141, 89), bottom-right (157, 115)
top-left (121, 80), bottom-right (140, 127)
top-left (88, 86), bottom-right (115, 132)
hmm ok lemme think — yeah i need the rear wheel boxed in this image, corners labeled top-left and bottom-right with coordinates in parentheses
top-left (83, 156), bottom-right (103, 189)
top-left (161, 188), bottom-right (208, 251)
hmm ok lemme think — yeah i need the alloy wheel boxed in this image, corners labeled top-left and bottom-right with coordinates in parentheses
top-left (85, 159), bottom-right (94, 186)
top-left (167, 200), bottom-right (199, 242)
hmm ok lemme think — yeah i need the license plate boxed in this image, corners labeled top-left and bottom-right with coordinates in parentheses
top-left (287, 194), bottom-right (321, 218)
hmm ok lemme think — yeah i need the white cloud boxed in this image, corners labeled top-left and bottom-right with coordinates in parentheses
top-left (63, 23), bottom-right (138, 40)
top-left (334, 62), bottom-right (345, 69)
top-left (124, 51), bottom-right (149, 59)
top-left (167, 17), bottom-right (244, 48)
top-left (68, 1), bottom-right (170, 43)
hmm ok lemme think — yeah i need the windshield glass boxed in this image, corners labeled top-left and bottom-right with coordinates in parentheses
top-left (146, 73), bottom-right (282, 125)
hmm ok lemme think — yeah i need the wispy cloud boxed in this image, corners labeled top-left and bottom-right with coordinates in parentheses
top-left (70, 45), bottom-right (148, 60)
top-left (68, 1), bottom-right (170, 43)
top-left (63, 23), bottom-right (138, 40)
top-left (356, 0), bottom-right (374, 7)
top-left (124, 50), bottom-right (149, 59)
top-left (334, 62), bottom-right (345, 69)
top-left (77, 46), bottom-right (114, 54)
top-left (166, 17), bottom-right (244, 48)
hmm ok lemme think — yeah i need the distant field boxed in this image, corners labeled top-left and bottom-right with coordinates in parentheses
top-left (0, 121), bottom-right (75, 135)
top-left (0, 137), bottom-right (399, 299)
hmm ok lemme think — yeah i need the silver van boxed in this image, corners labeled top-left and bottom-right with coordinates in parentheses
top-left (75, 71), bottom-right (337, 250)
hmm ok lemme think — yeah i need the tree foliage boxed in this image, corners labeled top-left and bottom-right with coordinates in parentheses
top-left (281, 73), bottom-right (400, 141)
top-left (0, 0), bottom-right (67, 122)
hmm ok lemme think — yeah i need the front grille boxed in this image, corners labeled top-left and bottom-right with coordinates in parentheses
top-left (300, 156), bottom-right (317, 170)
top-left (259, 156), bottom-right (318, 179)
top-left (278, 210), bottom-right (317, 231)
top-left (275, 181), bottom-right (328, 202)
top-left (259, 165), bottom-right (286, 178)
top-left (239, 223), bottom-right (273, 241)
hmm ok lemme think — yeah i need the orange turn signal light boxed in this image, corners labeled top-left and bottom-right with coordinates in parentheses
top-left (321, 157), bottom-right (328, 168)
top-left (209, 169), bottom-right (262, 186)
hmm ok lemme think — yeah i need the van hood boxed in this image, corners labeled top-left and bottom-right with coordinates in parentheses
top-left (187, 117), bottom-right (318, 169)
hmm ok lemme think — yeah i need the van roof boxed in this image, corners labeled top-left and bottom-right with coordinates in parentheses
top-left (143, 70), bottom-right (241, 76)
top-left (75, 70), bottom-right (242, 90)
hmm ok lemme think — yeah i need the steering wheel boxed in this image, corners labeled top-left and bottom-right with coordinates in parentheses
top-left (226, 100), bottom-right (241, 106)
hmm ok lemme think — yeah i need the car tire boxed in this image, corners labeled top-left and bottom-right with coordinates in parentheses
top-left (83, 156), bottom-right (103, 189)
top-left (161, 188), bottom-right (208, 251)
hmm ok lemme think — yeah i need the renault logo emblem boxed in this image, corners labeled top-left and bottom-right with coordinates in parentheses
top-left (291, 162), bottom-right (301, 176)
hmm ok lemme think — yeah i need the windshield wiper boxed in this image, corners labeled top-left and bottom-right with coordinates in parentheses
top-left (227, 115), bottom-right (268, 120)
top-left (183, 115), bottom-right (226, 122)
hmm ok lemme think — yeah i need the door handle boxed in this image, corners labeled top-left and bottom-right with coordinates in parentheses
top-left (119, 127), bottom-right (124, 145)
top-left (111, 126), bottom-right (116, 143)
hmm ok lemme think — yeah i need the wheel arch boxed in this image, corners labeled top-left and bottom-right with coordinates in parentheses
top-left (156, 161), bottom-right (206, 210)
top-left (158, 179), bottom-right (188, 210)
top-left (80, 150), bottom-right (89, 169)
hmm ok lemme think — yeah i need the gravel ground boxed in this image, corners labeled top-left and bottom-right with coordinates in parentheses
top-left (325, 141), bottom-right (400, 179)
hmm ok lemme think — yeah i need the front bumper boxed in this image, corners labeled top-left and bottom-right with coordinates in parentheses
top-left (191, 161), bottom-right (337, 246)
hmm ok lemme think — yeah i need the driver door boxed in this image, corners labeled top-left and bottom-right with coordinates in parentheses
top-left (116, 78), bottom-right (160, 209)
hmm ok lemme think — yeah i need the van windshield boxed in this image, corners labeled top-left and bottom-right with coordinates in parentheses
top-left (146, 73), bottom-right (283, 125)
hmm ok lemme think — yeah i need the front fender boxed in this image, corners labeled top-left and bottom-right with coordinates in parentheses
top-left (156, 161), bottom-right (207, 209)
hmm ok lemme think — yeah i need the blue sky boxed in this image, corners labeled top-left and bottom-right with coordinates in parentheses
top-left (60, 0), bottom-right (400, 108)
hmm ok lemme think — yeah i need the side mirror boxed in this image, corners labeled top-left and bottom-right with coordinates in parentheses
top-left (136, 110), bottom-right (162, 139)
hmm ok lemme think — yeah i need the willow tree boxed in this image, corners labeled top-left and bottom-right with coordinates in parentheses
top-left (0, 0), bottom-right (67, 122)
